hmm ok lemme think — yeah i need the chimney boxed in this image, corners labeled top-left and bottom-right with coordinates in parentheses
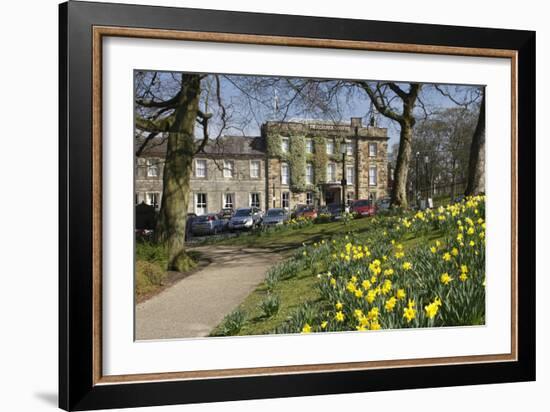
top-left (350, 117), bottom-right (362, 129)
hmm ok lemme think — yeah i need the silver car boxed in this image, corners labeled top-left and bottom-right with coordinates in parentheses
top-left (191, 213), bottom-right (225, 235)
top-left (262, 208), bottom-right (290, 227)
top-left (228, 207), bottom-right (263, 230)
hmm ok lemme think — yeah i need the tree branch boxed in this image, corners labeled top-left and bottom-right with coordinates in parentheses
top-left (355, 81), bottom-right (403, 122)
top-left (135, 115), bottom-right (173, 133)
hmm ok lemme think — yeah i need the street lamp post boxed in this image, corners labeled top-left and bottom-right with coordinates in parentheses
top-left (424, 155), bottom-right (430, 199)
top-left (415, 151), bottom-right (420, 208)
top-left (340, 138), bottom-right (347, 213)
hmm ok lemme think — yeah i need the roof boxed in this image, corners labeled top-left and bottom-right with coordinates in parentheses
top-left (203, 135), bottom-right (265, 156)
top-left (136, 134), bottom-right (266, 158)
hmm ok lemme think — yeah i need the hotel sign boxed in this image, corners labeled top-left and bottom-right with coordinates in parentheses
top-left (308, 124), bottom-right (350, 132)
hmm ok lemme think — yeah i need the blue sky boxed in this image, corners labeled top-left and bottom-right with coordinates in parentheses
top-left (136, 71), bottom-right (482, 152)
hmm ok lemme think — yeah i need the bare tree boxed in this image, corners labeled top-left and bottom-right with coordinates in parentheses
top-left (355, 82), bottom-right (421, 208)
top-left (434, 85), bottom-right (485, 196)
top-left (464, 90), bottom-right (485, 195)
top-left (135, 72), bottom-right (234, 271)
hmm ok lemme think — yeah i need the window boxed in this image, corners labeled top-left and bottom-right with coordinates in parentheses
top-left (305, 163), bottom-right (314, 185)
top-left (146, 159), bottom-right (158, 177)
top-left (137, 158), bottom-right (147, 178)
top-left (369, 165), bottom-right (378, 186)
top-left (281, 137), bottom-right (290, 153)
top-left (369, 143), bottom-right (378, 157)
top-left (250, 160), bottom-right (261, 179)
top-left (250, 192), bottom-right (261, 208)
top-left (195, 193), bottom-right (207, 215)
top-left (195, 159), bottom-right (207, 178)
top-left (146, 192), bottom-right (160, 209)
top-left (223, 193), bottom-right (234, 209)
top-left (281, 163), bottom-right (289, 185)
top-left (282, 191), bottom-right (290, 208)
top-left (306, 192), bottom-right (314, 206)
top-left (346, 166), bottom-right (355, 186)
top-left (326, 139), bottom-right (334, 155)
top-left (346, 139), bottom-right (353, 155)
top-left (306, 138), bottom-right (314, 153)
top-left (135, 193), bottom-right (140, 205)
top-left (327, 162), bottom-right (336, 182)
top-left (223, 160), bottom-right (234, 178)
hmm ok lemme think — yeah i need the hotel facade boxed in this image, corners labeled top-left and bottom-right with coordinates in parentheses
top-left (135, 118), bottom-right (389, 215)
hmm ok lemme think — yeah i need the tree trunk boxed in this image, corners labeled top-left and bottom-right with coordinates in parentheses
top-left (391, 122), bottom-right (413, 208)
top-left (465, 90), bottom-right (486, 196)
top-left (155, 74), bottom-right (201, 271)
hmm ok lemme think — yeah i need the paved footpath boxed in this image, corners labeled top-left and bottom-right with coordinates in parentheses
top-left (136, 246), bottom-right (282, 340)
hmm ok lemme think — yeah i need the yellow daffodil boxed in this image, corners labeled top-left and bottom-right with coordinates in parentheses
top-left (301, 323), bottom-right (312, 333)
top-left (366, 290), bottom-right (377, 304)
top-left (370, 321), bottom-right (382, 330)
top-left (396, 289), bottom-right (406, 300)
top-left (424, 297), bottom-right (442, 319)
top-left (385, 297), bottom-right (397, 312)
top-left (403, 299), bottom-right (416, 323)
top-left (440, 273), bottom-right (453, 285)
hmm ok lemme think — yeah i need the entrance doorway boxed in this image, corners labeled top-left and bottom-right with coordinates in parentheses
top-left (324, 187), bottom-right (341, 205)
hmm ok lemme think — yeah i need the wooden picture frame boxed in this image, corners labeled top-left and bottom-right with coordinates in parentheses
top-left (59, 1), bottom-right (535, 410)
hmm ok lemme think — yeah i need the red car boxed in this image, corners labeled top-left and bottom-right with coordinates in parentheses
top-left (351, 199), bottom-right (376, 217)
top-left (299, 206), bottom-right (318, 220)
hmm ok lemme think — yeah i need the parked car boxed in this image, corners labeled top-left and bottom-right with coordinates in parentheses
top-left (291, 204), bottom-right (307, 219)
top-left (319, 203), bottom-right (345, 221)
top-left (218, 208), bottom-right (234, 220)
top-left (351, 199), bottom-right (376, 217)
top-left (185, 213), bottom-right (197, 240)
top-left (227, 207), bottom-right (263, 230)
top-left (191, 213), bottom-right (225, 236)
top-left (262, 208), bottom-right (290, 227)
top-left (297, 206), bottom-right (318, 220)
top-left (376, 198), bottom-right (391, 211)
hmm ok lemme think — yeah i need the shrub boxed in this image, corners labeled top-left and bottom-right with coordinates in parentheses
top-left (259, 294), bottom-right (281, 318)
top-left (276, 303), bottom-right (320, 334)
top-left (136, 241), bottom-right (169, 268)
top-left (277, 259), bottom-right (302, 280)
top-left (314, 213), bottom-right (332, 224)
top-left (265, 268), bottom-right (280, 292)
top-left (135, 260), bottom-right (166, 297)
top-left (341, 211), bottom-right (357, 225)
top-left (216, 309), bottom-right (246, 336)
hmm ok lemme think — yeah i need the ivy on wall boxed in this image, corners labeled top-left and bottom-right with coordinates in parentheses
top-left (267, 133), bottom-right (346, 194)
top-left (289, 135), bottom-right (307, 192)
top-left (313, 136), bottom-right (327, 185)
top-left (267, 133), bottom-right (283, 157)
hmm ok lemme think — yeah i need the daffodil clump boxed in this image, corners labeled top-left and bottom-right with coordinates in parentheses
top-left (288, 195), bottom-right (486, 334)
top-left (285, 216), bottom-right (314, 229)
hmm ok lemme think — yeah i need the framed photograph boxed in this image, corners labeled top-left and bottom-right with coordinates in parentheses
top-left (59, 1), bottom-right (535, 410)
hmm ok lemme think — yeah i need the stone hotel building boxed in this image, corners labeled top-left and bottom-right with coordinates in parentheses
top-left (135, 118), bottom-right (389, 215)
